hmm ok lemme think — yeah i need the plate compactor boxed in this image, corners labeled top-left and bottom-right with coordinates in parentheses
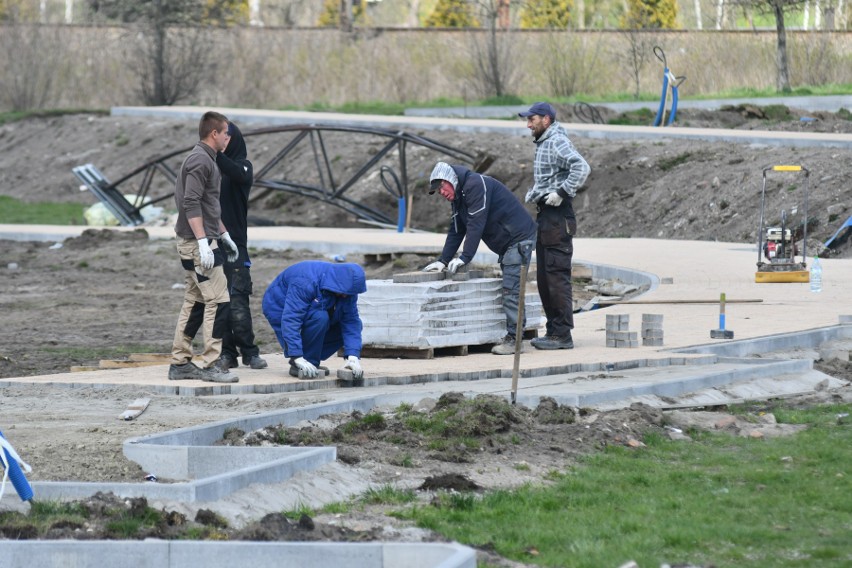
top-left (755, 165), bottom-right (811, 283)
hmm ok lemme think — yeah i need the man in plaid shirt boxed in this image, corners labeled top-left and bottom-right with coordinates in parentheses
top-left (519, 102), bottom-right (591, 350)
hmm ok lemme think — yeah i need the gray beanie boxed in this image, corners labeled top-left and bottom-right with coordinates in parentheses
top-left (429, 162), bottom-right (458, 194)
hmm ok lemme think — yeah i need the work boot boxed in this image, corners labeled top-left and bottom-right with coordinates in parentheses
top-left (218, 354), bottom-right (239, 369)
top-left (243, 355), bottom-right (268, 370)
top-left (168, 362), bottom-right (203, 381)
top-left (532, 334), bottom-right (574, 350)
top-left (200, 365), bottom-right (239, 383)
top-left (530, 335), bottom-right (551, 347)
top-left (491, 336), bottom-right (523, 355)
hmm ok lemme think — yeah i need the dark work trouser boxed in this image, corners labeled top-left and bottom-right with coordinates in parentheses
top-left (535, 203), bottom-right (576, 338)
top-left (499, 238), bottom-right (536, 340)
top-left (222, 248), bottom-right (260, 361)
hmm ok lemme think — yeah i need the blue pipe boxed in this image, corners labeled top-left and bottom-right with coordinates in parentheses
top-left (396, 196), bottom-right (406, 233)
top-left (654, 68), bottom-right (669, 127)
top-left (668, 81), bottom-right (679, 125)
top-left (0, 430), bottom-right (33, 501)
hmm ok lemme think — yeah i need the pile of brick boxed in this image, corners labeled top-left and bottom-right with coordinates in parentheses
top-left (359, 277), bottom-right (543, 349)
top-left (605, 314), bottom-right (638, 348)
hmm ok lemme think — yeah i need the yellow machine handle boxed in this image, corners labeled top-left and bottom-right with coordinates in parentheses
top-left (772, 165), bottom-right (802, 171)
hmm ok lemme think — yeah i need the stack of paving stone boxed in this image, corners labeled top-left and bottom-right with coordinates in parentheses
top-left (641, 313), bottom-right (664, 346)
top-left (605, 313), bottom-right (638, 348)
top-left (359, 277), bottom-right (544, 349)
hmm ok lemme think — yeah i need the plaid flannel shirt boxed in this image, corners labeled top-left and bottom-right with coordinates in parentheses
top-left (524, 122), bottom-right (590, 204)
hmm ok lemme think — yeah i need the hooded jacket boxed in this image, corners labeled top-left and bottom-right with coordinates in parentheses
top-left (439, 165), bottom-right (537, 265)
top-left (262, 261), bottom-right (367, 359)
top-left (524, 122), bottom-right (590, 205)
top-left (217, 123), bottom-right (253, 250)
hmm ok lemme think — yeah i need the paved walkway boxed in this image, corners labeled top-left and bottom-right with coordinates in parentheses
top-left (3, 226), bottom-right (850, 394)
top-left (112, 105), bottom-right (852, 149)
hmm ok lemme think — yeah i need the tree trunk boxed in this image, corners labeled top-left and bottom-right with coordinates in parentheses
top-left (774, 2), bottom-right (791, 93)
top-left (715, 0), bottom-right (725, 29)
top-left (576, 0), bottom-right (586, 29)
top-left (803, 0), bottom-right (810, 29)
top-left (407, 0), bottom-right (421, 27)
top-left (694, 0), bottom-right (703, 29)
top-left (340, 0), bottom-right (352, 32)
top-left (65, 0), bottom-right (73, 23)
top-left (489, 23), bottom-right (502, 96)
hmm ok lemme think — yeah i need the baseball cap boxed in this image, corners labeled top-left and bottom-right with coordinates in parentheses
top-left (429, 162), bottom-right (458, 194)
top-left (518, 102), bottom-right (556, 121)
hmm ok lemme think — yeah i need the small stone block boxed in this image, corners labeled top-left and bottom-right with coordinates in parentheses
top-left (642, 329), bottom-right (664, 339)
top-left (629, 340), bottom-right (639, 348)
top-left (641, 314), bottom-right (663, 323)
top-left (336, 368), bottom-right (364, 387)
top-left (661, 277), bottom-right (674, 284)
top-left (710, 329), bottom-right (734, 339)
top-left (606, 339), bottom-right (616, 347)
top-left (643, 337), bottom-right (664, 347)
top-left (392, 271), bottom-right (447, 284)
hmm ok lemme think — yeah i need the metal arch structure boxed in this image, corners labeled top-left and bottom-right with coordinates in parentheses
top-left (73, 125), bottom-right (487, 228)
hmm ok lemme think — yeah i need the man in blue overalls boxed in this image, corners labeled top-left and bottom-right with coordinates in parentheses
top-left (262, 261), bottom-right (366, 380)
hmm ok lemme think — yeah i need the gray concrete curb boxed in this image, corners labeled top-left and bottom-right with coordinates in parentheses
top-left (0, 540), bottom-right (477, 568)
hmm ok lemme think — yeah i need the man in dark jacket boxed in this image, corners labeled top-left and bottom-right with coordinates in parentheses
top-left (262, 261), bottom-right (367, 380)
top-left (422, 162), bottom-right (537, 355)
top-left (216, 122), bottom-right (267, 371)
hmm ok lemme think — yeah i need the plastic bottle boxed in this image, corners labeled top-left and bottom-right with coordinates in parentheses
top-left (810, 256), bottom-right (822, 293)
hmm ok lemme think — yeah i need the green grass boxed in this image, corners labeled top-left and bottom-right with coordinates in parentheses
top-left (0, 195), bottom-right (85, 225)
top-left (399, 403), bottom-right (852, 568)
top-left (0, 108), bottom-right (108, 126)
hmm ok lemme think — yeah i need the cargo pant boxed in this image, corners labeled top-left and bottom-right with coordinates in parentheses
top-left (499, 237), bottom-right (536, 340)
top-left (536, 201), bottom-right (576, 338)
top-left (170, 237), bottom-right (230, 368)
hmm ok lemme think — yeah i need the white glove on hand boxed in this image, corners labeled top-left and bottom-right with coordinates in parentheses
top-left (344, 355), bottom-right (363, 380)
top-left (447, 258), bottom-right (466, 274)
top-left (423, 260), bottom-right (446, 272)
top-left (294, 357), bottom-right (318, 378)
top-left (220, 232), bottom-right (239, 263)
top-left (545, 192), bottom-right (564, 207)
top-left (197, 239), bottom-right (215, 270)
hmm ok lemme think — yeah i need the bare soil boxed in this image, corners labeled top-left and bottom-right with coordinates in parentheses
top-left (2, 106), bottom-right (852, 563)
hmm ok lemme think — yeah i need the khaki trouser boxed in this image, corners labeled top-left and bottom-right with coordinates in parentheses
top-left (170, 237), bottom-right (230, 368)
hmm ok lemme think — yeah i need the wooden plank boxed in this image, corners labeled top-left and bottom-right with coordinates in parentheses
top-left (128, 353), bottom-right (172, 362)
top-left (360, 343), bottom-right (476, 359)
top-left (598, 299), bottom-right (764, 305)
top-left (361, 346), bottom-right (435, 359)
top-left (70, 365), bottom-right (101, 372)
top-left (99, 360), bottom-right (165, 369)
top-left (119, 398), bottom-right (151, 421)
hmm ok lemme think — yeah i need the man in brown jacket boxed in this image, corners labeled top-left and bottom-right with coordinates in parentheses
top-left (168, 111), bottom-right (240, 383)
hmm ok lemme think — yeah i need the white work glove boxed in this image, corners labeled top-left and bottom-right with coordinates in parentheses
top-left (343, 355), bottom-right (363, 380)
top-left (197, 239), bottom-right (214, 270)
top-left (447, 258), bottom-right (466, 274)
top-left (220, 232), bottom-right (239, 263)
top-left (294, 357), bottom-right (318, 378)
top-left (423, 260), bottom-right (446, 272)
top-left (545, 192), bottom-right (564, 207)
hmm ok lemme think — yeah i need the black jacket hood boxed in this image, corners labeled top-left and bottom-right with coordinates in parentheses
top-left (224, 122), bottom-right (247, 161)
